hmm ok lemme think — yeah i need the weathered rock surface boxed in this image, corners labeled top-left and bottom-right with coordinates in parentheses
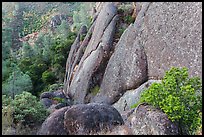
top-left (64, 103), bottom-right (124, 135)
top-left (134, 2), bottom-right (202, 79)
top-left (37, 107), bottom-right (70, 135)
top-left (40, 92), bottom-right (54, 99)
top-left (113, 80), bottom-right (161, 114)
top-left (64, 3), bottom-right (118, 104)
top-left (127, 103), bottom-right (178, 135)
top-left (101, 125), bottom-right (133, 135)
top-left (91, 23), bottom-right (148, 105)
top-left (52, 90), bottom-right (67, 99)
top-left (63, 25), bottom-right (89, 96)
top-left (40, 98), bottom-right (53, 109)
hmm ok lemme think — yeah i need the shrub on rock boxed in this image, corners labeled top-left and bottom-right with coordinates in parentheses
top-left (132, 67), bottom-right (202, 135)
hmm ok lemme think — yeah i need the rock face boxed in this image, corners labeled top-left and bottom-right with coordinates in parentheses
top-left (113, 80), bottom-right (161, 114)
top-left (63, 25), bottom-right (89, 97)
top-left (37, 107), bottom-right (70, 135)
top-left (91, 23), bottom-right (148, 104)
top-left (38, 2), bottom-right (202, 135)
top-left (64, 3), bottom-right (118, 104)
top-left (134, 2), bottom-right (202, 79)
top-left (64, 103), bottom-right (124, 135)
top-left (127, 103), bottom-right (178, 135)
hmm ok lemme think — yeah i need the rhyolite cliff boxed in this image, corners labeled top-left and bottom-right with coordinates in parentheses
top-left (38, 2), bottom-right (202, 135)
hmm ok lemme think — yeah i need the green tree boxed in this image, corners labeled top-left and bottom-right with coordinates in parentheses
top-left (71, 3), bottom-right (93, 32)
top-left (55, 20), bottom-right (70, 40)
top-left (21, 42), bottom-right (35, 58)
top-left (42, 70), bottom-right (56, 85)
top-left (2, 66), bottom-right (33, 96)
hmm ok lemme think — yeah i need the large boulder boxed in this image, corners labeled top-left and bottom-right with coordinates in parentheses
top-left (37, 107), bottom-right (70, 135)
top-left (134, 2), bottom-right (202, 79)
top-left (127, 103), bottom-right (178, 135)
top-left (64, 3), bottom-right (118, 104)
top-left (91, 23), bottom-right (148, 105)
top-left (64, 103), bottom-right (124, 135)
top-left (113, 80), bottom-right (161, 114)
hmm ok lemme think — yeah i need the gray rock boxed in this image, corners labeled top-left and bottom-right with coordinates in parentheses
top-left (113, 80), bottom-right (161, 114)
top-left (52, 90), bottom-right (66, 99)
top-left (134, 2), bottom-right (202, 79)
top-left (47, 104), bottom-right (57, 113)
top-left (64, 103), bottom-right (124, 135)
top-left (40, 98), bottom-right (53, 109)
top-left (40, 92), bottom-right (54, 99)
top-left (64, 3), bottom-right (118, 104)
top-left (79, 25), bottom-right (87, 35)
top-left (37, 107), bottom-right (70, 135)
top-left (55, 103), bottom-right (67, 109)
top-left (127, 103), bottom-right (178, 135)
top-left (91, 23), bottom-right (148, 105)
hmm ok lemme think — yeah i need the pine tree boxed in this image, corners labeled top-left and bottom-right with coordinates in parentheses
top-left (2, 66), bottom-right (33, 96)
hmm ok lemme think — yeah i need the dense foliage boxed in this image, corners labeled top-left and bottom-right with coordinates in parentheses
top-left (2, 3), bottom-right (85, 133)
top-left (2, 92), bottom-right (49, 126)
top-left (131, 67), bottom-right (202, 135)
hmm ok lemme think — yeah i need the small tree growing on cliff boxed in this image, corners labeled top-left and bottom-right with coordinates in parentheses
top-left (132, 67), bottom-right (202, 135)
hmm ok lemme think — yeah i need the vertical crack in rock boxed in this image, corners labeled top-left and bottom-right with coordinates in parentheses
top-left (64, 3), bottom-right (118, 104)
top-left (63, 21), bottom-right (97, 97)
top-left (91, 3), bottom-right (151, 105)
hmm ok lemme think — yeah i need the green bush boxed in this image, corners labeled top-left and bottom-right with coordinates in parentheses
top-left (131, 67), bottom-right (202, 135)
top-left (52, 97), bottom-right (66, 104)
top-left (2, 92), bottom-right (49, 126)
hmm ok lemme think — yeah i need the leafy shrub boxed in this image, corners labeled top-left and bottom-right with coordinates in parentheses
top-left (52, 97), bottom-right (66, 104)
top-left (2, 92), bottom-right (49, 126)
top-left (90, 85), bottom-right (100, 96)
top-left (131, 67), bottom-right (202, 135)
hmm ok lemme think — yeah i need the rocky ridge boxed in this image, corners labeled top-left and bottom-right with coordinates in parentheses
top-left (39, 2), bottom-right (202, 135)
